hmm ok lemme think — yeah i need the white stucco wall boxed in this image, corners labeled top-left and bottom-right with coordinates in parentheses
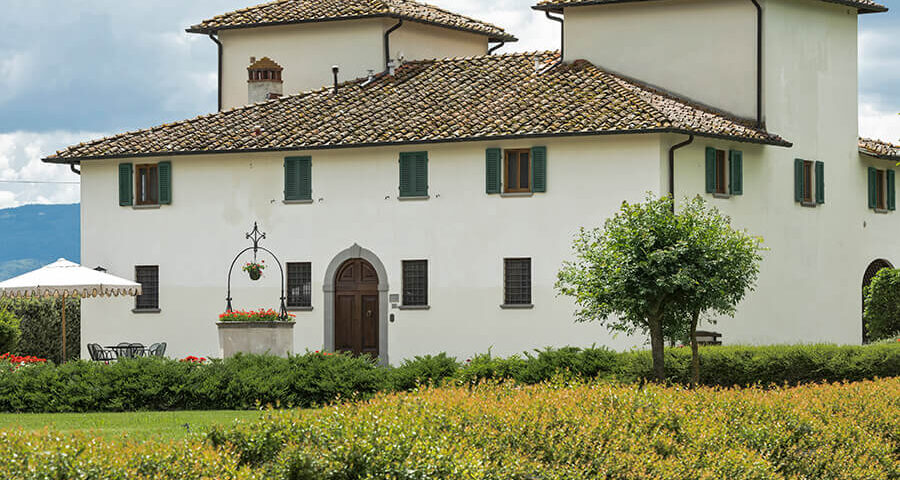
top-left (563, 0), bottom-right (757, 119)
top-left (220, 19), bottom-right (491, 110)
top-left (80, 135), bottom-right (662, 363)
top-left (667, 0), bottom-right (890, 345)
top-left (388, 20), bottom-right (488, 62)
top-left (220, 20), bottom-right (385, 110)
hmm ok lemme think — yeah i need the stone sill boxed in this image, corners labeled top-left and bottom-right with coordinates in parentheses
top-left (500, 192), bottom-right (534, 198)
top-left (287, 306), bottom-right (314, 312)
top-left (398, 305), bottom-right (431, 310)
top-left (132, 204), bottom-right (161, 210)
top-left (500, 304), bottom-right (534, 310)
top-left (283, 199), bottom-right (314, 205)
top-left (398, 195), bottom-right (430, 201)
top-left (132, 308), bottom-right (161, 314)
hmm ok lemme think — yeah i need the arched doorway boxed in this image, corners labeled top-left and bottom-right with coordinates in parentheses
top-left (333, 258), bottom-right (380, 358)
top-left (862, 259), bottom-right (893, 343)
top-left (322, 244), bottom-right (389, 364)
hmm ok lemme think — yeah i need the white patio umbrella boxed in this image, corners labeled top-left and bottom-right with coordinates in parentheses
top-left (0, 259), bottom-right (142, 362)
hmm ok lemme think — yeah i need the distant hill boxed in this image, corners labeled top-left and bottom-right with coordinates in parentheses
top-left (0, 204), bottom-right (80, 281)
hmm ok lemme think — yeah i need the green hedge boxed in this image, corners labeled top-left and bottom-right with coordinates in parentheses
top-left (0, 297), bottom-right (80, 363)
top-left (0, 344), bottom-right (897, 413)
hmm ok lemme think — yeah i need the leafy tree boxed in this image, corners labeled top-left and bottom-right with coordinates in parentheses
top-left (0, 308), bottom-right (21, 354)
top-left (557, 195), bottom-right (763, 382)
top-left (0, 297), bottom-right (80, 363)
top-left (863, 268), bottom-right (900, 342)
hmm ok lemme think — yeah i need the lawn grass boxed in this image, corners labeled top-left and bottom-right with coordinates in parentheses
top-left (0, 410), bottom-right (264, 441)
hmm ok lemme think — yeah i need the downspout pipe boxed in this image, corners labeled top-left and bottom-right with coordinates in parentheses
top-left (668, 135), bottom-right (694, 210)
top-left (70, 163), bottom-right (81, 175)
top-left (750, 0), bottom-right (763, 128)
top-left (208, 33), bottom-right (223, 111)
top-left (384, 20), bottom-right (404, 72)
top-left (540, 11), bottom-right (564, 73)
top-left (488, 41), bottom-right (505, 55)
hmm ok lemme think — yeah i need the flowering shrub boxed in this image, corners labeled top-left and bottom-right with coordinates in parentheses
top-left (206, 379), bottom-right (900, 479)
top-left (180, 356), bottom-right (207, 363)
top-left (218, 309), bottom-right (295, 323)
top-left (0, 353), bottom-right (47, 370)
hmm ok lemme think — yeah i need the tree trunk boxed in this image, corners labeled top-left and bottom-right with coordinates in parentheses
top-left (690, 310), bottom-right (700, 387)
top-left (648, 314), bottom-right (666, 382)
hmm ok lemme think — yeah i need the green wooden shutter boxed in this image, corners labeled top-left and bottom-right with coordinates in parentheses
top-left (284, 157), bottom-right (300, 201)
top-left (888, 169), bottom-right (896, 211)
top-left (414, 152), bottom-right (428, 197)
top-left (399, 153), bottom-right (413, 197)
top-left (795, 159), bottom-right (804, 203)
top-left (868, 167), bottom-right (877, 209)
top-left (284, 156), bottom-right (311, 201)
top-left (297, 157), bottom-right (312, 200)
top-left (705, 147), bottom-right (716, 193)
top-left (531, 146), bottom-right (547, 193)
top-left (486, 148), bottom-right (502, 194)
top-left (815, 161), bottom-right (824, 205)
top-left (729, 150), bottom-right (743, 195)
top-left (118, 163), bottom-right (133, 206)
top-left (157, 161), bottom-right (172, 205)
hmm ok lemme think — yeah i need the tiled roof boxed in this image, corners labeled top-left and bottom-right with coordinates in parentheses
top-left (46, 52), bottom-right (788, 162)
top-left (859, 138), bottom-right (900, 159)
top-left (534, 0), bottom-right (887, 14)
top-left (187, 0), bottom-right (517, 42)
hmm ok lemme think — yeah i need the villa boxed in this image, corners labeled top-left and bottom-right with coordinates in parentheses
top-left (44, 0), bottom-right (900, 363)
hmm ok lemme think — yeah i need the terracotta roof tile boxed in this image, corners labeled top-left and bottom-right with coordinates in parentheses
top-left (534, 0), bottom-right (887, 14)
top-left (859, 137), bottom-right (900, 159)
top-left (46, 52), bottom-right (788, 162)
top-left (188, 0), bottom-right (517, 42)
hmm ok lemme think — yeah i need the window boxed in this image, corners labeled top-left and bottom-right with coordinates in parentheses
top-left (868, 167), bottom-right (895, 211)
top-left (284, 156), bottom-right (312, 202)
top-left (135, 266), bottom-right (159, 311)
top-left (505, 149), bottom-right (531, 193)
top-left (401, 260), bottom-right (428, 307)
top-left (794, 159), bottom-right (824, 206)
top-left (119, 162), bottom-right (171, 207)
top-left (399, 152), bottom-right (428, 198)
top-left (486, 147), bottom-right (547, 194)
top-left (705, 148), bottom-right (742, 196)
top-left (503, 258), bottom-right (532, 306)
top-left (135, 164), bottom-right (159, 205)
top-left (286, 262), bottom-right (312, 308)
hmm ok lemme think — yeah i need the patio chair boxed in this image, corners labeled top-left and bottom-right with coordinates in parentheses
top-left (147, 342), bottom-right (167, 357)
top-left (87, 343), bottom-right (115, 362)
top-left (116, 341), bottom-right (134, 359)
top-left (128, 342), bottom-right (146, 358)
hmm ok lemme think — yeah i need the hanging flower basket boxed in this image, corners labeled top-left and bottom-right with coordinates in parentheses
top-left (242, 261), bottom-right (266, 280)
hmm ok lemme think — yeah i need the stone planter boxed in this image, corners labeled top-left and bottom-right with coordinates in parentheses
top-left (217, 321), bottom-right (295, 358)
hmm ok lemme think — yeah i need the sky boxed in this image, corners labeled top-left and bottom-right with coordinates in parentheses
top-left (0, 0), bottom-right (898, 209)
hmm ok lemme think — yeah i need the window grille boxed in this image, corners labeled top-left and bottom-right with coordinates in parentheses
top-left (402, 260), bottom-right (428, 306)
top-left (287, 262), bottom-right (312, 308)
top-left (504, 258), bottom-right (532, 305)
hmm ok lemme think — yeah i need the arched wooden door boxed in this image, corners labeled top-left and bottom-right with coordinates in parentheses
top-left (862, 259), bottom-right (893, 344)
top-left (334, 258), bottom-right (380, 358)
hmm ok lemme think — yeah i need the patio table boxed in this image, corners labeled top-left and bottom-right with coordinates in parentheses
top-left (104, 345), bottom-right (149, 358)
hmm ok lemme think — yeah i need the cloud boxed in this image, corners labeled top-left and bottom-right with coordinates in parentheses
top-left (860, 102), bottom-right (900, 144)
top-left (0, 131), bottom-right (105, 209)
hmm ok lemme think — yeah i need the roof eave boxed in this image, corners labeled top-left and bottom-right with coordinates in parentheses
top-left (860, 150), bottom-right (900, 160)
top-left (186, 14), bottom-right (518, 43)
top-left (532, 0), bottom-right (887, 14)
top-left (42, 127), bottom-right (791, 164)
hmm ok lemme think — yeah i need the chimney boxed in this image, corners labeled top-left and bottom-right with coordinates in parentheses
top-left (247, 57), bottom-right (284, 104)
